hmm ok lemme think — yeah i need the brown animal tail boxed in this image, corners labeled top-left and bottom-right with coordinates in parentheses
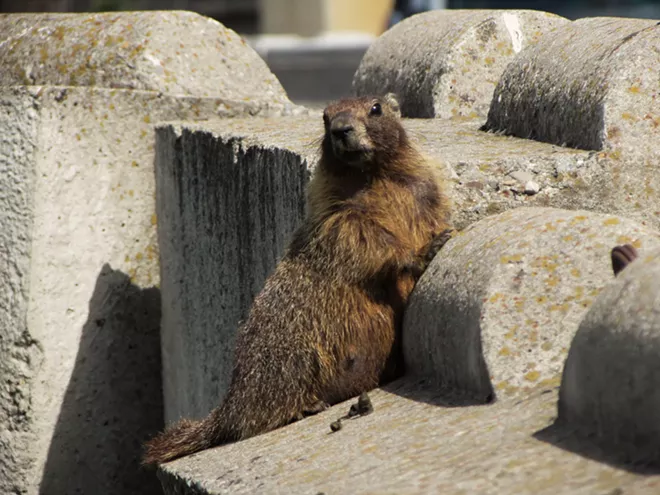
top-left (142, 408), bottom-right (228, 466)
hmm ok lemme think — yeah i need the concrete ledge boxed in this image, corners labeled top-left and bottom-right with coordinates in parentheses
top-left (0, 11), bottom-right (290, 106)
top-left (164, 114), bottom-right (660, 234)
top-left (157, 381), bottom-right (660, 494)
top-left (485, 17), bottom-right (660, 157)
top-left (404, 207), bottom-right (660, 402)
top-left (559, 245), bottom-right (660, 465)
top-left (353, 9), bottom-right (568, 119)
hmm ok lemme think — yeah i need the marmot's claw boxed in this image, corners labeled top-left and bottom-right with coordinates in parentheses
top-left (611, 244), bottom-right (638, 276)
top-left (425, 228), bottom-right (456, 263)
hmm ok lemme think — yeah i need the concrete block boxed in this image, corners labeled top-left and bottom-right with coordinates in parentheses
top-left (0, 85), bottom-right (165, 494)
top-left (157, 383), bottom-right (660, 494)
top-left (0, 85), bottom-right (297, 494)
top-left (485, 18), bottom-right (660, 158)
top-left (404, 207), bottom-right (660, 402)
top-left (155, 110), bottom-right (660, 423)
top-left (0, 11), bottom-right (290, 105)
top-left (559, 245), bottom-right (660, 464)
top-left (0, 11), bottom-right (303, 493)
top-left (152, 115), bottom-right (584, 422)
top-left (353, 9), bottom-right (568, 119)
top-left (154, 108), bottom-right (660, 476)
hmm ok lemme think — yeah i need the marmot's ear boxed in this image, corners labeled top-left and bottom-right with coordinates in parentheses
top-left (383, 93), bottom-right (401, 118)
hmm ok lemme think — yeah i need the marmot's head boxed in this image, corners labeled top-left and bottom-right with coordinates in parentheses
top-left (322, 94), bottom-right (405, 170)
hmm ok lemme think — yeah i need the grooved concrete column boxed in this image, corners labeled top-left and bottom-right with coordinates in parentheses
top-left (155, 125), bottom-right (310, 423)
top-left (485, 18), bottom-right (660, 157)
top-left (404, 207), bottom-right (660, 401)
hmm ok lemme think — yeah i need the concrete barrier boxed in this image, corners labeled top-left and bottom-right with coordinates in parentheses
top-left (353, 10), bottom-right (568, 119)
top-left (559, 245), bottom-right (660, 465)
top-left (0, 10), bottom-right (299, 495)
top-left (404, 207), bottom-right (660, 402)
top-left (485, 17), bottom-right (660, 157)
top-left (0, 11), bottom-right (290, 104)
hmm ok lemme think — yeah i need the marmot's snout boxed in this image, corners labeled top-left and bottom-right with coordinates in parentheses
top-left (328, 112), bottom-right (373, 166)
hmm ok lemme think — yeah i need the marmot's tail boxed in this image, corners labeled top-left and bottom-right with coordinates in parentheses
top-left (142, 409), bottom-right (226, 466)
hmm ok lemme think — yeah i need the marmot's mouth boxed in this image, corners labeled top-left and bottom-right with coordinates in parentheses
top-left (332, 145), bottom-right (374, 166)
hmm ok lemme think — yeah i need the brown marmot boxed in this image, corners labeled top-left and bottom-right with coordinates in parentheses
top-left (142, 94), bottom-right (452, 465)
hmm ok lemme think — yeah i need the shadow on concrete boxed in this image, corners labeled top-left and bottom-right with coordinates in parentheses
top-left (39, 264), bottom-right (163, 495)
top-left (382, 376), bottom-right (493, 408)
top-left (534, 420), bottom-right (660, 475)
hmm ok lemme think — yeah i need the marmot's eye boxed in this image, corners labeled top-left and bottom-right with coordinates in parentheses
top-left (369, 102), bottom-right (382, 116)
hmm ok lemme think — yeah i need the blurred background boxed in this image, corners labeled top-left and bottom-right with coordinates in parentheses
top-left (2, 0), bottom-right (658, 105)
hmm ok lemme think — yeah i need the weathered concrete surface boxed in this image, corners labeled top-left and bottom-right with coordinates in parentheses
top-left (0, 81), bottom-right (40, 495)
top-left (0, 86), bottom-right (170, 494)
top-left (155, 125), bottom-right (309, 423)
top-left (0, 11), bottom-right (291, 108)
top-left (559, 245), bottom-right (660, 465)
top-left (0, 84), bottom-right (304, 494)
top-left (485, 17), bottom-right (660, 159)
top-left (157, 381), bottom-right (660, 494)
top-left (171, 113), bottom-right (660, 232)
top-left (404, 207), bottom-right (660, 403)
top-left (0, 14), bottom-right (301, 494)
top-left (353, 10), bottom-right (568, 119)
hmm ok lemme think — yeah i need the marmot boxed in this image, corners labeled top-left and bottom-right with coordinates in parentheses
top-left (143, 94), bottom-right (452, 465)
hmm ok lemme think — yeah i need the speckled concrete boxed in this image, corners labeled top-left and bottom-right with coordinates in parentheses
top-left (0, 9), bottom-right (309, 493)
top-left (0, 87), bottom-right (299, 495)
top-left (404, 207), bottom-right (660, 402)
top-left (485, 17), bottom-right (660, 158)
top-left (158, 382), bottom-right (660, 494)
top-left (353, 10), bottom-right (568, 119)
top-left (560, 245), bottom-right (660, 464)
top-left (0, 11), bottom-right (290, 106)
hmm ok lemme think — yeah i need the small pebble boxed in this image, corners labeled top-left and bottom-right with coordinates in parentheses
top-left (510, 170), bottom-right (534, 184)
top-left (524, 180), bottom-right (540, 195)
top-left (330, 419), bottom-right (342, 432)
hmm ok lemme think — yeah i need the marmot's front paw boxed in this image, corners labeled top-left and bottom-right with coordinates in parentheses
top-left (425, 228), bottom-right (456, 264)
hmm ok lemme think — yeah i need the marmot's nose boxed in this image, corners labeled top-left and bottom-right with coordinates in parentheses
top-left (331, 124), bottom-right (354, 140)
